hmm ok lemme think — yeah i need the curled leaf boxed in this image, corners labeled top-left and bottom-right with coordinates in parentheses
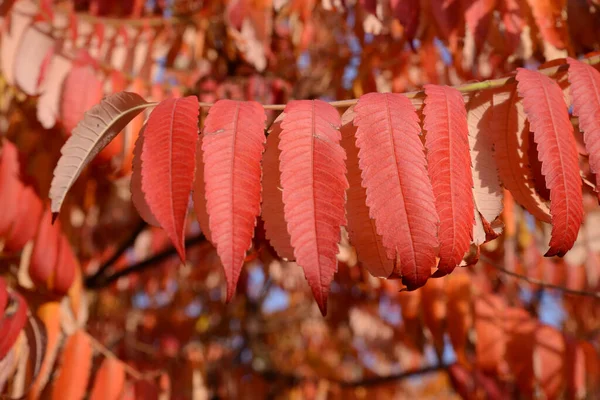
top-left (50, 92), bottom-right (151, 215)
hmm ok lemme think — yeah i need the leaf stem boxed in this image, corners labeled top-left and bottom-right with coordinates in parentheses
top-left (480, 254), bottom-right (600, 299)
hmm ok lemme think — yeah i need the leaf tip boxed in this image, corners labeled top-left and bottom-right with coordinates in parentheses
top-left (317, 299), bottom-right (328, 317)
top-left (544, 248), bottom-right (566, 258)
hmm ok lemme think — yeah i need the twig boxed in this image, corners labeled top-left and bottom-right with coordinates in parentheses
top-left (86, 332), bottom-right (162, 381)
top-left (84, 220), bottom-right (147, 287)
top-left (85, 234), bottom-right (206, 289)
top-left (480, 254), bottom-right (600, 299)
top-left (256, 364), bottom-right (447, 387)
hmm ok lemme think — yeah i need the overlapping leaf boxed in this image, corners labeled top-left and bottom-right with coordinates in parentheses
top-left (141, 96), bottom-right (199, 261)
top-left (60, 60), bottom-right (105, 135)
top-left (423, 84), bottom-right (474, 275)
top-left (50, 92), bottom-right (151, 215)
top-left (0, 288), bottom-right (28, 359)
top-left (340, 105), bottom-right (394, 278)
top-left (261, 114), bottom-right (295, 261)
top-left (567, 58), bottom-right (600, 198)
top-left (491, 88), bottom-right (551, 222)
top-left (279, 100), bottom-right (347, 315)
top-left (131, 125), bottom-right (160, 227)
top-left (464, 0), bottom-right (496, 50)
top-left (192, 139), bottom-right (213, 244)
top-left (0, 140), bottom-right (20, 237)
top-left (516, 68), bottom-right (584, 256)
top-left (353, 93), bottom-right (438, 287)
top-left (466, 91), bottom-right (503, 244)
top-left (28, 302), bottom-right (62, 400)
top-left (201, 100), bottom-right (266, 301)
top-left (5, 185), bottom-right (43, 252)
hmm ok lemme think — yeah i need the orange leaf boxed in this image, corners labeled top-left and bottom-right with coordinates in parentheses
top-left (89, 357), bottom-right (126, 400)
top-left (51, 330), bottom-right (93, 400)
top-left (475, 294), bottom-right (505, 373)
top-left (28, 302), bottom-right (62, 400)
top-left (445, 270), bottom-right (472, 365)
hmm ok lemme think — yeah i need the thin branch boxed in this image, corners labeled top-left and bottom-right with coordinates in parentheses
top-left (84, 220), bottom-right (147, 287)
top-left (85, 234), bottom-right (206, 289)
top-left (86, 332), bottom-right (162, 381)
top-left (255, 364), bottom-right (447, 387)
top-left (480, 254), bottom-right (600, 299)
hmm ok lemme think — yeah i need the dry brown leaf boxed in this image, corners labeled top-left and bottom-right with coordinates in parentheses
top-left (50, 92), bottom-right (152, 214)
top-left (50, 330), bottom-right (92, 400)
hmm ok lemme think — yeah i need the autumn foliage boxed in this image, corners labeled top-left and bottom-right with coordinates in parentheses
top-left (3, 0), bottom-right (600, 398)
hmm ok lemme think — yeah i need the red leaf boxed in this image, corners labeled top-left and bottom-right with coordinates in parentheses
top-left (0, 278), bottom-right (6, 319)
top-left (36, 46), bottom-right (55, 92)
top-left (141, 96), bottom-right (199, 261)
top-left (89, 357), bottom-right (126, 400)
top-left (52, 235), bottom-right (77, 295)
top-left (491, 88), bottom-right (551, 222)
top-left (261, 114), bottom-right (295, 261)
top-left (526, 0), bottom-right (567, 49)
top-left (0, 289), bottom-right (28, 359)
top-left (516, 68), bottom-right (584, 257)
top-left (0, 140), bottom-right (20, 237)
top-left (30, 209), bottom-right (61, 287)
top-left (131, 126), bottom-right (160, 227)
top-left (567, 58), bottom-right (600, 200)
top-left (423, 85), bottom-right (474, 275)
top-left (390, 0), bottom-right (420, 41)
top-left (201, 100), bottom-right (266, 301)
top-left (4, 185), bottom-right (44, 252)
top-left (354, 93), bottom-right (438, 287)
top-left (60, 61), bottom-right (104, 135)
top-left (500, 0), bottom-right (524, 55)
top-left (279, 100), bottom-right (347, 315)
top-left (192, 139), bottom-right (213, 243)
top-left (51, 330), bottom-right (92, 400)
top-left (430, 0), bottom-right (462, 44)
top-left (340, 106), bottom-right (394, 277)
top-left (464, 0), bottom-right (497, 50)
